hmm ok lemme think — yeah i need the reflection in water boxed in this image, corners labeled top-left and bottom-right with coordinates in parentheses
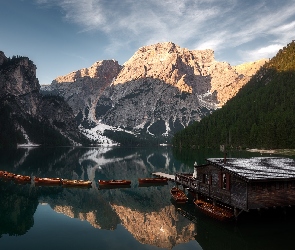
top-left (0, 182), bottom-right (38, 237)
top-left (0, 146), bottom-right (196, 249)
top-left (0, 146), bottom-right (294, 250)
top-left (173, 201), bottom-right (295, 250)
top-left (111, 203), bottom-right (196, 249)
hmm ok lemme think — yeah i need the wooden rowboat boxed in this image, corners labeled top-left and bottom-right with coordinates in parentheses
top-left (14, 174), bottom-right (31, 183)
top-left (170, 187), bottom-right (188, 204)
top-left (98, 179), bottom-right (131, 186)
top-left (0, 171), bottom-right (9, 178)
top-left (1, 171), bottom-right (16, 180)
top-left (138, 178), bottom-right (168, 184)
top-left (194, 199), bottom-right (234, 221)
top-left (62, 179), bottom-right (92, 187)
top-left (34, 177), bottom-right (62, 186)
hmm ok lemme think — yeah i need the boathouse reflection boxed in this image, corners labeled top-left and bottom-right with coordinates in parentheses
top-left (175, 201), bottom-right (295, 250)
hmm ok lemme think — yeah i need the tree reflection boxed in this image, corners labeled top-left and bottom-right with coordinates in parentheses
top-left (0, 182), bottom-right (38, 237)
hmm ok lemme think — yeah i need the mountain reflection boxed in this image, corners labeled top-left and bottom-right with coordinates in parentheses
top-left (2, 147), bottom-right (295, 249)
top-left (45, 182), bottom-right (196, 248)
top-left (111, 203), bottom-right (196, 249)
top-left (0, 146), bottom-right (195, 249)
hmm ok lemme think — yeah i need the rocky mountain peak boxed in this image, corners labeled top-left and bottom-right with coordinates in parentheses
top-left (54, 59), bottom-right (121, 84)
top-left (135, 42), bottom-right (214, 63)
top-left (113, 42), bottom-right (266, 106)
top-left (114, 42), bottom-right (215, 94)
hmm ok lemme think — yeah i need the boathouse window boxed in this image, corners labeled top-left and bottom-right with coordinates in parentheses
top-left (219, 172), bottom-right (230, 190)
top-left (222, 174), bottom-right (227, 189)
top-left (202, 174), bottom-right (208, 184)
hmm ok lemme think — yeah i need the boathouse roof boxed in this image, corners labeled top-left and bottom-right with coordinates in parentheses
top-left (206, 157), bottom-right (295, 181)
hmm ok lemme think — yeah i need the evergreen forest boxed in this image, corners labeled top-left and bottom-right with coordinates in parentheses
top-left (172, 41), bottom-right (295, 150)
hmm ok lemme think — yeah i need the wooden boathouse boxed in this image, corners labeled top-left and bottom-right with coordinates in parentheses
top-left (175, 157), bottom-right (295, 216)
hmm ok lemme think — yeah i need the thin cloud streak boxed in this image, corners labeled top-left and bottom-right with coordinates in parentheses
top-left (238, 44), bottom-right (284, 62)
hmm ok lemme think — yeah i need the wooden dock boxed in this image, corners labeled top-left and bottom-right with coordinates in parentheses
top-left (152, 172), bottom-right (175, 182)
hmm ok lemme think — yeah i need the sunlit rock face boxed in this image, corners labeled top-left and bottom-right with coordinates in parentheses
top-left (42, 60), bottom-right (122, 122)
top-left (113, 42), bottom-right (215, 93)
top-left (42, 42), bottom-right (266, 143)
top-left (55, 60), bottom-right (122, 83)
top-left (113, 42), bottom-right (267, 106)
top-left (111, 204), bottom-right (196, 249)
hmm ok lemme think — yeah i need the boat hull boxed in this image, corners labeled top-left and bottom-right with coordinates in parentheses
top-left (170, 187), bottom-right (188, 204)
top-left (194, 199), bottom-right (234, 221)
top-left (34, 177), bottom-right (62, 186)
top-left (62, 179), bottom-right (92, 187)
top-left (14, 175), bottom-right (31, 184)
top-left (0, 171), bottom-right (16, 180)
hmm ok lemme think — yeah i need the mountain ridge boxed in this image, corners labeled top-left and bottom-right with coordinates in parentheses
top-left (42, 42), bottom-right (266, 145)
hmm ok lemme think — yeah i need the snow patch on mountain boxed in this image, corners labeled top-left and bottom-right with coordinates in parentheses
top-left (79, 122), bottom-right (137, 145)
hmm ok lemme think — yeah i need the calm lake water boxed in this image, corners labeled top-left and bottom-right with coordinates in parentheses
top-left (1, 146), bottom-right (295, 250)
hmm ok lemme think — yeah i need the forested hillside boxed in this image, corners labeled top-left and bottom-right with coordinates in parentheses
top-left (172, 41), bottom-right (295, 149)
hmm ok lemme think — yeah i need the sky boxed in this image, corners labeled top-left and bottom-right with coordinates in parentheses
top-left (1, 0), bottom-right (295, 85)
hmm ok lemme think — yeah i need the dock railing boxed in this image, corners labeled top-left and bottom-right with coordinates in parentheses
top-left (175, 173), bottom-right (199, 192)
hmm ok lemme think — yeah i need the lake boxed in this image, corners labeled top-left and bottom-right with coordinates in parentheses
top-left (0, 146), bottom-right (295, 250)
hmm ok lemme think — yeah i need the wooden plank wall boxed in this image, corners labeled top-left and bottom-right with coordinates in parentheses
top-left (189, 164), bottom-right (295, 210)
top-left (230, 176), bottom-right (247, 210)
top-left (248, 181), bottom-right (295, 209)
top-left (197, 165), bottom-right (248, 210)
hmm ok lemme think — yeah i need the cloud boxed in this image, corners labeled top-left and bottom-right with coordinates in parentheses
top-left (238, 44), bottom-right (283, 62)
top-left (36, 0), bottom-right (295, 61)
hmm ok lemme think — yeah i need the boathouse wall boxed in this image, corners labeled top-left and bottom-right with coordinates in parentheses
top-left (247, 181), bottom-right (295, 209)
top-left (196, 165), bottom-right (248, 210)
top-left (197, 165), bottom-right (295, 210)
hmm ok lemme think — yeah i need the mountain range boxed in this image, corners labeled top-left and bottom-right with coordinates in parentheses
top-left (40, 42), bottom-right (266, 146)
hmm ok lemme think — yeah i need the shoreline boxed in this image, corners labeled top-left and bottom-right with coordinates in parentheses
top-left (246, 148), bottom-right (295, 156)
